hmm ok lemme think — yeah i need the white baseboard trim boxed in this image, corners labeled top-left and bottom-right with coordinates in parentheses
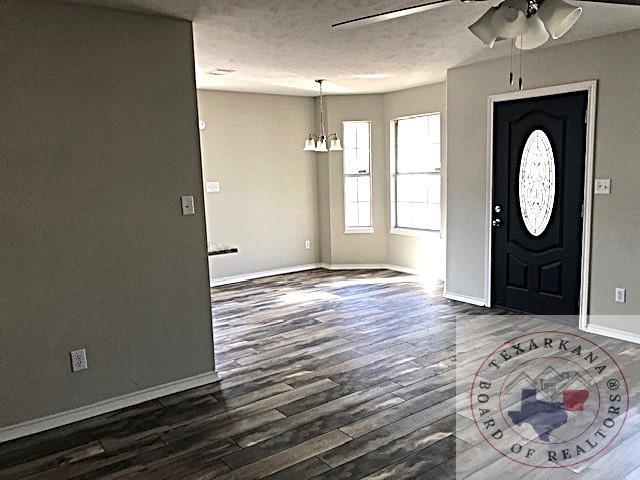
top-left (211, 263), bottom-right (434, 287)
top-left (321, 263), bottom-right (389, 271)
top-left (5, 263), bottom-right (439, 443)
top-left (443, 291), bottom-right (488, 307)
top-left (322, 263), bottom-right (427, 277)
top-left (0, 371), bottom-right (219, 444)
top-left (583, 323), bottom-right (640, 345)
top-left (383, 264), bottom-right (423, 276)
top-left (210, 264), bottom-right (322, 286)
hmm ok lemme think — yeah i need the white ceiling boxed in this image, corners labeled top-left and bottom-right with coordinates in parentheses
top-left (72, 0), bottom-right (640, 95)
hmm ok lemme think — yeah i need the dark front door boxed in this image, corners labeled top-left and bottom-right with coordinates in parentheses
top-left (492, 91), bottom-right (588, 315)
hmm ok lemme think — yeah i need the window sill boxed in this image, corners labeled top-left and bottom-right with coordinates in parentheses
top-left (345, 227), bottom-right (375, 234)
top-left (390, 227), bottom-right (440, 238)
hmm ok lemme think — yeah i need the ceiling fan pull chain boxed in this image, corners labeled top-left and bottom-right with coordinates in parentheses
top-left (509, 39), bottom-right (514, 86)
top-left (519, 37), bottom-right (524, 91)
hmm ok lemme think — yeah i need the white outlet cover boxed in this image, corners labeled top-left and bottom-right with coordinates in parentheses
top-left (181, 195), bottom-right (195, 215)
top-left (595, 178), bottom-right (611, 195)
top-left (70, 349), bottom-right (88, 372)
top-left (615, 288), bottom-right (627, 304)
top-left (206, 182), bottom-right (220, 193)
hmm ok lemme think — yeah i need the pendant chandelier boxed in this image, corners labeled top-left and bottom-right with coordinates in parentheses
top-left (303, 80), bottom-right (343, 152)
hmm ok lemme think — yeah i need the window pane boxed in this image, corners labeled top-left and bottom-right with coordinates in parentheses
top-left (345, 177), bottom-right (358, 203)
top-left (428, 114), bottom-right (440, 143)
top-left (343, 123), bottom-right (357, 149)
top-left (396, 114), bottom-right (440, 174)
top-left (426, 174), bottom-right (441, 204)
top-left (345, 202), bottom-right (358, 227)
top-left (394, 174), bottom-right (441, 230)
top-left (357, 176), bottom-right (371, 202)
top-left (397, 174), bottom-right (428, 203)
top-left (354, 148), bottom-right (370, 173)
top-left (343, 149), bottom-right (357, 174)
top-left (344, 122), bottom-right (370, 174)
top-left (396, 202), bottom-right (412, 229)
top-left (396, 176), bottom-right (411, 202)
top-left (425, 143), bottom-right (441, 172)
top-left (410, 175), bottom-right (428, 203)
top-left (412, 203), bottom-right (428, 230)
top-left (396, 119), bottom-right (420, 173)
top-left (356, 122), bottom-right (369, 145)
top-left (357, 202), bottom-right (371, 227)
top-left (425, 204), bottom-right (441, 231)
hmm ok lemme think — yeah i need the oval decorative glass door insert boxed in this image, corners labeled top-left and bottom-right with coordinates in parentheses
top-left (518, 129), bottom-right (556, 236)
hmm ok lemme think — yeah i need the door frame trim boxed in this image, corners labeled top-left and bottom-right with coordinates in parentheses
top-left (484, 80), bottom-right (598, 329)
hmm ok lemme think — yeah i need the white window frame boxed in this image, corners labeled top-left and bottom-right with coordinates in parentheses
top-left (390, 112), bottom-right (442, 236)
top-left (343, 121), bottom-right (373, 234)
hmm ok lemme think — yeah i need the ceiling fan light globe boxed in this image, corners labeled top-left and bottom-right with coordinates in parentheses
top-left (468, 7), bottom-right (499, 48)
top-left (515, 16), bottom-right (549, 50)
top-left (491, 0), bottom-right (527, 39)
top-left (538, 0), bottom-right (582, 39)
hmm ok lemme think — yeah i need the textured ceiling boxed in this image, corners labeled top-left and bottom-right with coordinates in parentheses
top-left (71, 0), bottom-right (640, 95)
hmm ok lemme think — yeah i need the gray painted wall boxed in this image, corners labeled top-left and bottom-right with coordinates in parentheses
top-left (0, 0), bottom-right (213, 427)
top-left (323, 95), bottom-right (388, 265)
top-left (446, 29), bottom-right (640, 330)
top-left (197, 90), bottom-right (319, 279)
top-left (382, 83), bottom-right (447, 278)
top-left (316, 97), bottom-right (334, 265)
top-left (313, 86), bottom-right (447, 277)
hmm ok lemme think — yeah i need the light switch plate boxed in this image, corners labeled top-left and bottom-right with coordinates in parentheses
top-left (206, 182), bottom-right (220, 193)
top-left (181, 196), bottom-right (195, 216)
top-left (595, 178), bottom-right (611, 195)
top-left (199, 120), bottom-right (206, 131)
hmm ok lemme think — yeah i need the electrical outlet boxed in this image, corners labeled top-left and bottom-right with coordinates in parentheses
top-left (70, 349), bottom-right (88, 372)
top-left (595, 179), bottom-right (611, 195)
top-left (615, 288), bottom-right (626, 304)
top-left (181, 196), bottom-right (195, 216)
top-left (305, 240), bottom-right (311, 250)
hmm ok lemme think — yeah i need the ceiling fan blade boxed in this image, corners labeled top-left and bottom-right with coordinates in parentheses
top-left (332, 0), bottom-right (458, 30)
top-left (577, 0), bottom-right (640, 4)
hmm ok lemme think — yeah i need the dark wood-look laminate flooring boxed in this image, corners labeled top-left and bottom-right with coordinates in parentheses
top-left (2, 268), bottom-right (640, 479)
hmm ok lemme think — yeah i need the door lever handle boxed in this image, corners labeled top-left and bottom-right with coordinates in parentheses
top-left (492, 219), bottom-right (502, 227)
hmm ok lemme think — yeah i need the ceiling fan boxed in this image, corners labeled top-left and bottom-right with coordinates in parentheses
top-left (333, 0), bottom-right (640, 51)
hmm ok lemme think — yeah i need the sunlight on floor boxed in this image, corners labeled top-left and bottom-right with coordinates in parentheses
top-left (278, 290), bottom-right (341, 304)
